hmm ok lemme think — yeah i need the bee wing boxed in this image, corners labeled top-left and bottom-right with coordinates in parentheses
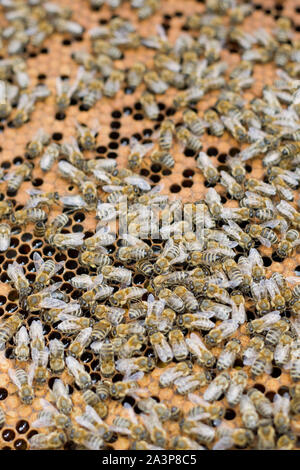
top-left (29, 320), bottom-right (44, 339)
top-left (39, 398), bottom-right (58, 415)
top-left (257, 236), bottom-right (271, 248)
top-left (7, 261), bottom-right (25, 283)
top-left (33, 251), bottom-right (44, 272)
top-left (189, 332), bottom-right (210, 351)
top-left (40, 282), bottom-right (62, 295)
top-left (123, 402), bottom-right (138, 424)
top-left (286, 276), bottom-right (300, 284)
top-left (212, 436), bottom-right (233, 451)
top-left (75, 414), bottom-right (98, 434)
top-left (60, 195), bottom-right (88, 209)
top-left (90, 274), bottom-right (104, 288)
top-left (115, 358), bottom-right (133, 375)
top-left (102, 185), bottom-right (123, 193)
top-left (26, 188), bottom-right (43, 196)
top-left (39, 298), bottom-right (67, 309)
top-left (8, 368), bottom-right (21, 389)
top-left (16, 326), bottom-right (29, 345)
top-left (31, 414), bottom-right (55, 428)
top-left (243, 348), bottom-right (259, 366)
top-left (124, 176), bottom-right (151, 192)
top-left (90, 340), bottom-right (103, 353)
top-left (123, 371), bottom-right (144, 383)
top-left (27, 363), bottom-right (35, 386)
top-left (92, 170), bottom-right (111, 184)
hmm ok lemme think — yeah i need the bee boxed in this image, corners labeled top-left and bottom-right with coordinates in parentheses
top-left (213, 424), bottom-right (254, 450)
top-left (117, 334), bottom-right (144, 359)
top-left (32, 252), bottom-right (64, 291)
top-left (158, 119), bottom-right (175, 151)
top-left (95, 380), bottom-right (110, 402)
top-left (137, 0), bottom-right (160, 20)
top-left (26, 129), bottom-right (50, 159)
top-left (186, 332), bottom-right (215, 368)
top-left (0, 200), bottom-right (12, 219)
top-left (68, 327), bottom-right (92, 358)
top-left (222, 258), bottom-right (244, 289)
top-left (250, 347), bottom-right (273, 379)
top-left (223, 220), bottom-right (253, 251)
top-left (137, 398), bottom-right (171, 423)
top-left (140, 91), bottom-right (159, 120)
top-left (127, 62), bottom-right (146, 89)
top-left (56, 312), bottom-right (92, 334)
top-left (239, 395), bottom-right (259, 430)
top-left (290, 339), bottom-right (300, 382)
top-left (0, 313), bottom-right (23, 351)
top-left (75, 121), bottom-right (99, 151)
top-left (110, 287), bottom-right (147, 307)
top-left (69, 427), bottom-right (103, 450)
top-left (170, 436), bottom-right (205, 451)
top-left (0, 223), bottom-right (11, 252)
top-left (226, 371), bottom-right (248, 407)
top-left (159, 362), bottom-right (192, 388)
top-left (29, 320), bottom-right (46, 353)
top-left (205, 320), bottom-right (239, 347)
top-left (39, 143), bottom-right (61, 172)
top-left (248, 388), bottom-right (273, 418)
top-left (203, 372), bottom-right (230, 402)
top-left (274, 334), bottom-right (293, 367)
top-left (277, 434), bottom-right (297, 450)
top-left (111, 404), bottom-right (147, 440)
top-left (109, 373), bottom-right (147, 400)
top-left (8, 367), bottom-right (34, 405)
top-left (187, 393), bottom-right (225, 423)
top-left (75, 405), bottom-right (111, 440)
top-left (174, 370), bottom-right (211, 395)
top-left (216, 339), bottom-right (241, 371)
top-left (116, 357), bottom-right (155, 377)
top-left (103, 70), bottom-right (125, 97)
top-left (93, 304), bottom-right (125, 325)
top-left (168, 329), bottom-right (188, 361)
top-left (51, 379), bottom-right (73, 415)
top-left (290, 384), bottom-right (300, 414)
top-left (26, 282), bottom-right (62, 312)
top-left (5, 162), bottom-right (33, 194)
top-left (82, 390), bottom-right (108, 419)
top-left (29, 431), bottom-right (67, 450)
top-left (277, 200), bottom-right (300, 229)
top-left (10, 207), bottom-right (47, 226)
top-left (144, 71), bottom-right (169, 95)
top-left (14, 326), bottom-right (30, 362)
top-left (257, 424), bottom-right (276, 450)
top-left (141, 410), bottom-right (167, 447)
top-left (203, 108), bottom-right (224, 136)
top-left (66, 356), bottom-right (92, 390)
top-left (32, 398), bottom-right (71, 430)
top-left (182, 109), bottom-right (207, 137)
top-left (220, 170), bottom-right (244, 200)
top-left (273, 393), bottom-right (290, 434)
top-left (11, 93), bottom-right (35, 128)
top-left (176, 126), bottom-right (202, 152)
top-left (196, 151), bottom-right (219, 184)
top-left (79, 249), bottom-right (112, 268)
top-left (49, 339), bottom-right (65, 375)
top-left (177, 312), bottom-right (215, 332)
top-left (149, 332), bottom-right (172, 363)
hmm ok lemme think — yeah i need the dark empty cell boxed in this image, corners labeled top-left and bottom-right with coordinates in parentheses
top-left (2, 430), bottom-right (15, 441)
top-left (1, 161), bottom-right (11, 169)
top-left (234, 358), bottom-right (243, 368)
top-left (38, 73), bottom-right (46, 80)
top-left (183, 169), bottom-right (194, 178)
top-left (41, 48), bottom-right (48, 54)
top-left (29, 52), bottom-right (37, 57)
top-left (109, 141), bottom-right (119, 150)
top-left (43, 246), bottom-right (55, 256)
top-left (91, 373), bottom-right (100, 384)
top-left (245, 164), bottom-right (252, 173)
top-left (66, 259), bottom-right (78, 270)
top-left (278, 386), bottom-right (289, 397)
top-left (0, 388), bottom-right (7, 400)
top-left (14, 439), bottom-right (27, 450)
top-left (32, 239), bottom-right (43, 249)
top-left (2, 446), bottom-right (11, 450)
top-left (75, 35), bottom-right (83, 42)
top-left (16, 420), bottom-right (29, 434)
top-left (5, 347), bottom-right (13, 359)
top-left (207, 147), bottom-right (218, 156)
top-left (221, 195), bottom-right (227, 203)
top-left (84, 231), bottom-right (93, 240)
top-left (19, 244), bottom-right (30, 255)
top-left (162, 23), bottom-right (170, 31)
top-left (218, 153), bottom-right (227, 163)
top-left (134, 102), bottom-right (142, 111)
top-left (27, 273), bottom-right (36, 283)
top-left (52, 132), bottom-right (63, 141)
top-left (5, 303), bottom-right (18, 313)
top-left (109, 131), bottom-right (120, 140)
top-left (295, 265), bottom-right (300, 275)
top-left (175, 11), bottom-right (183, 16)
top-left (110, 120), bottom-right (121, 130)
top-left (295, 25), bottom-right (300, 32)
top-left (62, 38), bottom-right (72, 45)
top-left (9, 238), bottom-right (19, 248)
top-left (163, 13), bottom-right (171, 20)
top-left (134, 274), bottom-right (145, 285)
top-left (21, 233), bottom-right (32, 242)
top-left (225, 409), bottom-right (236, 420)
top-left (68, 185), bottom-right (74, 192)
top-left (170, 184), bottom-right (181, 193)
top-left (184, 148), bottom-right (196, 157)
top-left (120, 138), bottom-right (129, 146)
top-left (0, 193), bottom-right (3, 201)
top-left (106, 245), bottom-right (115, 254)
top-left (5, 249), bottom-right (16, 259)
top-left (0, 309), bottom-right (4, 317)
top-left (140, 169), bottom-right (150, 177)
top-left (253, 383), bottom-right (265, 393)
top-left (70, 98), bottom-right (78, 106)
top-left (32, 178), bottom-right (43, 187)
top-left (0, 272), bottom-right (9, 284)
top-left (55, 253), bottom-right (67, 263)
top-left (133, 113), bottom-right (143, 121)
top-left (107, 152), bottom-right (118, 159)
top-left (49, 331), bottom-right (61, 341)
top-left (13, 156), bottom-right (23, 165)
top-left (204, 181), bottom-right (216, 188)
top-left (63, 271), bottom-right (75, 282)
top-left (156, 113), bottom-right (164, 122)
top-left (125, 87), bottom-right (134, 95)
top-left (271, 367), bottom-right (281, 378)
top-left (150, 174), bottom-right (161, 183)
top-left (8, 290), bottom-right (18, 302)
top-left (79, 104), bottom-right (90, 111)
top-left (262, 256), bottom-right (272, 267)
top-left (162, 169), bottom-right (172, 176)
top-left (74, 212), bottom-right (85, 223)
top-left (77, 266), bottom-right (89, 276)
top-left (81, 352), bottom-right (93, 363)
top-left (72, 224), bottom-right (83, 233)
top-left (154, 124), bottom-right (160, 130)
top-left (182, 179), bottom-right (193, 188)
top-left (265, 8), bottom-right (271, 14)
top-left (55, 112), bottom-right (66, 120)
top-left (229, 147), bottom-right (240, 157)
top-left (123, 107), bottom-right (132, 116)
top-left (151, 164), bottom-right (162, 173)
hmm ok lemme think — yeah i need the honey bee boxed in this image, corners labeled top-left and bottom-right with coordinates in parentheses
top-left (248, 388), bottom-right (273, 418)
top-left (79, 250), bottom-right (112, 268)
top-left (68, 327), bottom-right (93, 358)
top-left (144, 71), bottom-right (169, 94)
top-left (167, 329), bottom-right (188, 361)
top-left (176, 126), bottom-right (202, 153)
top-left (157, 119), bottom-right (175, 151)
top-left (239, 395), bottom-right (259, 430)
top-left (213, 424), bottom-right (254, 450)
top-left (174, 370), bottom-right (211, 395)
top-left (220, 170), bottom-right (244, 200)
top-left (75, 121), bottom-right (99, 151)
top-left (93, 304), bottom-right (125, 325)
top-left (127, 62), bottom-right (146, 88)
top-left (274, 334), bottom-right (293, 367)
top-left (103, 70), bottom-right (125, 97)
top-left (140, 410), bottom-right (167, 447)
top-left (75, 405), bottom-right (111, 440)
top-left (8, 367), bottom-right (34, 405)
top-left (225, 370), bottom-right (247, 408)
top-left (203, 372), bottom-right (230, 402)
top-left (26, 282), bottom-right (62, 312)
top-left (140, 91), bottom-right (159, 120)
top-left (109, 372), bottom-right (147, 400)
top-left (196, 151), bottom-right (219, 184)
top-left (250, 348), bottom-right (273, 380)
top-left (81, 390), bottom-right (108, 419)
top-left (14, 326), bottom-right (29, 362)
top-left (0, 200), bottom-right (13, 219)
top-left (51, 379), bottom-right (73, 415)
top-left (148, 332), bottom-right (172, 363)
top-left (40, 143), bottom-right (61, 172)
top-left (26, 128), bottom-right (50, 159)
top-left (49, 339), bottom-right (65, 375)
top-left (110, 287), bottom-right (147, 307)
top-left (0, 314), bottom-right (23, 351)
top-left (11, 93), bottom-right (35, 128)
top-left (69, 427), bottom-right (104, 450)
top-left (5, 162), bottom-right (33, 194)
top-left (159, 362), bottom-right (192, 388)
top-left (117, 334), bottom-right (144, 359)
top-left (177, 312), bottom-right (215, 332)
top-left (111, 404), bottom-right (147, 440)
top-left (290, 384), bottom-right (300, 414)
top-left (10, 207), bottom-right (47, 226)
top-left (33, 252), bottom-right (64, 291)
top-left (273, 393), bottom-right (290, 434)
top-left (257, 423), bottom-right (276, 450)
top-left (186, 332), bottom-right (216, 368)
top-left (84, 229), bottom-right (116, 251)
top-left (203, 108), bottom-right (224, 136)
top-left (66, 356), bottom-right (92, 390)
top-left (29, 430), bottom-right (67, 450)
top-left (150, 149), bottom-right (175, 169)
top-left (116, 357), bottom-right (155, 377)
top-left (205, 319), bottom-right (239, 347)
top-left (32, 398), bottom-right (71, 430)
top-left (216, 339), bottom-right (241, 371)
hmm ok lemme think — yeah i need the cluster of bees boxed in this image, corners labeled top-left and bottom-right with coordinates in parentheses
top-left (0, 0), bottom-right (299, 451)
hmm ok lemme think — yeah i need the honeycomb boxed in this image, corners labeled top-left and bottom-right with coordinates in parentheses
top-left (0, 0), bottom-right (298, 451)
